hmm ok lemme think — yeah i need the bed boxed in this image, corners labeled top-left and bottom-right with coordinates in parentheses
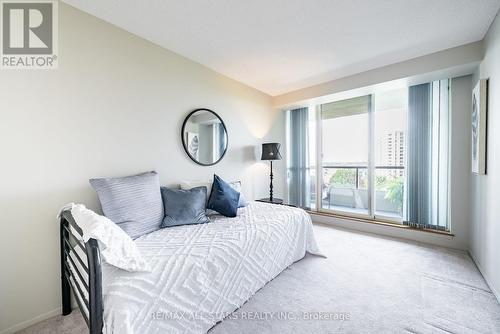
top-left (60, 201), bottom-right (322, 334)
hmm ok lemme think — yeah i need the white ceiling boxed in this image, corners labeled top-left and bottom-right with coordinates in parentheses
top-left (63, 0), bottom-right (500, 96)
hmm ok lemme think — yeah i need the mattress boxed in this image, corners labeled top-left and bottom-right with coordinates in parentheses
top-left (100, 201), bottom-right (322, 334)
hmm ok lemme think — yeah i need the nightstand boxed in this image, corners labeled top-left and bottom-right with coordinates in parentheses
top-left (256, 198), bottom-right (297, 207)
top-left (256, 197), bottom-right (283, 204)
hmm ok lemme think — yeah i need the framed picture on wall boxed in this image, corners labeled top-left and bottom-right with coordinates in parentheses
top-left (186, 132), bottom-right (199, 160)
top-left (471, 79), bottom-right (488, 175)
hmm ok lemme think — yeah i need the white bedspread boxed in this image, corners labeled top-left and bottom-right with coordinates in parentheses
top-left (101, 202), bottom-right (322, 334)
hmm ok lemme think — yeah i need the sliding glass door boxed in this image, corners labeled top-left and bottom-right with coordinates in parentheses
top-left (373, 88), bottom-right (408, 220)
top-left (319, 96), bottom-right (371, 217)
top-left (317, 88), bottom-right (409, 222)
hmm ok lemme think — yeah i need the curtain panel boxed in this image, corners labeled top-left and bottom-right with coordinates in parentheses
top-left (406, 80), bottom-right (449, 230)
top-left (287, 107), bottom-right (310, 208)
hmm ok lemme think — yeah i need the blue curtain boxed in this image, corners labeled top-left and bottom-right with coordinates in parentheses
top-left (406, 83), bottom-right (432, 227)
top-left (288, 107), bottom-right (310, 208)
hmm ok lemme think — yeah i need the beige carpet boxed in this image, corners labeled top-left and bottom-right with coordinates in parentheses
top-left (17, 224), bottom-right (500, 334)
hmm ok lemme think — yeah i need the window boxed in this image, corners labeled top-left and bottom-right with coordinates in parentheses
top-left (373, 88), bottom-right (407, 219)
top-left (286, 80), bottom-right (450, 230)
top-left (320, 95), bottom-right (370, 216)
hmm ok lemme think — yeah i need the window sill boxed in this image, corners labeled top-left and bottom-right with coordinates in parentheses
top-left (307, 210), bottom-right (454, 237)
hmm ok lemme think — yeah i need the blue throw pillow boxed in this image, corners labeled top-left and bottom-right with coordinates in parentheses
top-left (207, 175), bottom-right (240, 217)
top-left (161, 186), bottom-right (210, 228)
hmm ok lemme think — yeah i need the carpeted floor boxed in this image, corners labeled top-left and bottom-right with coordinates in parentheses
top-left (17, 224), bottom-right (500, 334)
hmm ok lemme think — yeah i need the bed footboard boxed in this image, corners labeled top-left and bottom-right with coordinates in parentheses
top-left (60, 210), bottom-right (103, 334)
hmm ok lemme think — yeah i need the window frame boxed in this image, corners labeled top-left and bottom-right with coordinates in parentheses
top-left (314, 94), bottom-right (405, 224)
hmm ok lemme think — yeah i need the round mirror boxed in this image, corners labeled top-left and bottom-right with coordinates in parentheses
top-left (181, 109), bottom-right (228, 166)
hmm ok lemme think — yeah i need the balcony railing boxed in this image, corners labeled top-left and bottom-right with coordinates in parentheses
top-left (321, 165), bottom-right (404, 218)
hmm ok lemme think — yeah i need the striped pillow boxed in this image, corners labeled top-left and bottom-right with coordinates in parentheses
top-left (89, 171), bottom-right (164, 239)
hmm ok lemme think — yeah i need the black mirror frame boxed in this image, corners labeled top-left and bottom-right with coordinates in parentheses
top-left (181, 108), bottom-right (229, 166)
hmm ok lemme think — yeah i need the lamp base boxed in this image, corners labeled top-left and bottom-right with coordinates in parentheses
top-left (257, 198), bottom-right (283, 205)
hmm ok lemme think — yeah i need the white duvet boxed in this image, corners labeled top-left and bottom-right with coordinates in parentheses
top-left (101, 202), bottom-right (322, 334)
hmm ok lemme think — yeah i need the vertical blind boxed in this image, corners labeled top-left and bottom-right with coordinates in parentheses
top-left (406, 83), bottom-right (433, 227)
top-left (405, 80), bottom-right (450, 230)
top-left (287, 107), bottom-right (311, 208)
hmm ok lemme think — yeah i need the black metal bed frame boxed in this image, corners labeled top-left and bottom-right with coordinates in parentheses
top-left (60, 210), bottom-right (103, 334)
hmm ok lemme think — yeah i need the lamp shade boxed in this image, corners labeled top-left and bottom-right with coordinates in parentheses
top-left (261, 143), bottom-right (282, 160)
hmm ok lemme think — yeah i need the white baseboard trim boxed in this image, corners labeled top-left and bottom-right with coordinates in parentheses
top-left (468, 250), bottom-right (500, 304)
top-left (0, 307), bottom-right (61, 334)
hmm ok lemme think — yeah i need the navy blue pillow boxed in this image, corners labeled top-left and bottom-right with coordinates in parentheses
top-left (161, 186), bottom-right (210, 228)
top-left (207, 175), bottom-right (240, 217)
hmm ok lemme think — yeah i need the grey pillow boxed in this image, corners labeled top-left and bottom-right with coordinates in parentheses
top-left (229, 181), bottom-right (249, 207)
top-left (161, 186), bottom-right (210, 228)
top-left (89, 171), bottom-right (164, 239)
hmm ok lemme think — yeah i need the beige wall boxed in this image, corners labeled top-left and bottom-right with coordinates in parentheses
top-left (449, 75), bottom-right (473, 250)
top-left (470, 10), bottom-right (500, 301)
top-left (0, 4), bottom-right (283, 332)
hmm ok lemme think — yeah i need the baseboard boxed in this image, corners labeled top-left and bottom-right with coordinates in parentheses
top-left (468, 250), bottom-right (500, 304)
top-left (0, 307), bottom-right (62, 334)
top-left (310, 212), bottom-right (467, 251)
